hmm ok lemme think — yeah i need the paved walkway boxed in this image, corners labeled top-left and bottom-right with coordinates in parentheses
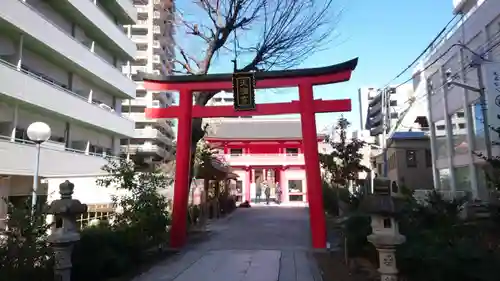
top-left (133, 206), bottom-right (322, 281)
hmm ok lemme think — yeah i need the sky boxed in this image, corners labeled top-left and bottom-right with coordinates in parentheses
top-left (175, 0), bottom-right (455, 132)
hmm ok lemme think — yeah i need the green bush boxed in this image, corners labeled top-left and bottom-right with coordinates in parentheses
top-left (72, 225), bottom-right (159, 281)
top-left (343, 214), bottom-right (375, 259)
top-left (322, 180), bottom-right (350, 216)
top-left (0, 201), bottom-right (53, 281)
top-left (343, 191), bottom-right (500, 281)
top-left (1, 159), bottom-right (173, 281)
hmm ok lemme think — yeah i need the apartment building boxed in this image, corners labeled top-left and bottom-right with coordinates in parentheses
top-left (0, 0), bottom-right (138, 223)
top-left (207, 91), bottom-right (235, 106)
top-left (121, 0), bottom-right (176, 166)
top-left (412, 0), bottom-right (500, 200)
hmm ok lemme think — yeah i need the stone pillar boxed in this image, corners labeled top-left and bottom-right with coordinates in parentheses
top-left (360, 178), bottom-right (406, 281)
top-left (47, 180), bottom-right (87, 281)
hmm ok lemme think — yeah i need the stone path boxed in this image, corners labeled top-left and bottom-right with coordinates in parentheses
top-left (133, 206), bottom-right (322, 281)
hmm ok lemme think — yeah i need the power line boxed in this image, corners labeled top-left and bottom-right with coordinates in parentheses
top-left (384, 29), bottom-right (500, 147)
top-left (381, 14), bottom-right (459, 89)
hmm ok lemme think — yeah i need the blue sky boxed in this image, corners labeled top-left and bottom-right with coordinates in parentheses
top-left (176, 0), bottom-right (455, 132)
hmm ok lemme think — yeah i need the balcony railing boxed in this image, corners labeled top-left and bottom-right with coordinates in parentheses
top-left (135, 128), bottom-right (173, 144)
top-left (121, 144), bottom-right (168, 157)
top-left (222, 153), bottom-right (305, 165)
top-left (21, 1), bottom-right (126, 77)
top-left (0, 134), bottom-right (121, 160)
top-left (0, 58), bottom-right (131, 122)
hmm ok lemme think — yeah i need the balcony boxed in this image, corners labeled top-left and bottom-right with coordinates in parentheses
top-left (99, 0), bottom-right (137, 24)
top-left (132, 35), bottom-right (148, 44)
top-left (136, 5), bottom-right (148, 14)
top-left (126, 112), bottom-right (153, 123)
top-left (135, 19), bottom-right (149, 27)
top-left (136, 51), bottom-right (148, 59)
top-left (0, 136), bottom-right (112, 177)
top-left (0, 0), bottom-right (136, 98)
top-left (121, 144), bottom-right (168, 158)
top-left (135, 128), bottom-right (173, 145)
top-left (0, 58), bottom-right (135, 137)
top-left (123, 98), bottom-right (149, 107)
top-left (45, 0), bottom-right (136, 59)
top-left (223, 154), bottom-right (305, 166)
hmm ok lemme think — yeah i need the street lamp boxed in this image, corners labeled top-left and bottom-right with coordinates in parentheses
top-left (27, 122), bottom-right (51, 213)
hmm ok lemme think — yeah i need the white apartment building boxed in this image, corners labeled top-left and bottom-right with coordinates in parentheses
top-left (207, 91), bottom-right (235, 106)
top-left (0, 0), bottom-right (138, 221)
top-left (412, 0), bottom-right (500, 200)
top-left (121, 0), bottom-right (176, 165)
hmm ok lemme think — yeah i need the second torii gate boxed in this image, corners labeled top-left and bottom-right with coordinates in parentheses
top-left (142, 58), bottom-right (358, 249)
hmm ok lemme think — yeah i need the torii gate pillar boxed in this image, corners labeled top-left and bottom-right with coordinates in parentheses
top-left (298, 84), bottom-right (326, 247)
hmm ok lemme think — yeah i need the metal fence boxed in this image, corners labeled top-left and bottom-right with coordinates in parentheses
top-left (76, 203), bottom-right (114, 229)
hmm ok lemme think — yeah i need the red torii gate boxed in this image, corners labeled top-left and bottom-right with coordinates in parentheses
top-left (142, 58), bottom-right (358, 249)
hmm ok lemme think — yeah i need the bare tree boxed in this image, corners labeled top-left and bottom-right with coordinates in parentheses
top-left (169, 0), bottom-right (342, 175)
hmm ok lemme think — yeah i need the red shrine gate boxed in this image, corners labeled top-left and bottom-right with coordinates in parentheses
top-left (142, 58), bottom-right (358, 249)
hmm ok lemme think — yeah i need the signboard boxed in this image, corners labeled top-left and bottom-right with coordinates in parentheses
top-left (232, 72), bottom-right (256, 111)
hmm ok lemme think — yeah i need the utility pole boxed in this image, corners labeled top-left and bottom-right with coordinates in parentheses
top-left (424, 75), bottom-right (441, 191)
top-left (445, 55), bottom-right (490, 200)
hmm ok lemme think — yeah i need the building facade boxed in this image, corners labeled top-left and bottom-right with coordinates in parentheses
top-left (121, 0), bottom-right (176, 165)
top-left (0, 0), bottom-right (138, 226)
top-left (412, 0), bottom-right (500, 200)
top-left (205, 118), bottom-right (325, 204)
top-left (373, 132), bottom-right (434, 191)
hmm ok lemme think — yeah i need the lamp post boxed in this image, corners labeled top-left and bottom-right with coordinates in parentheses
top-left (27, 122), bottom-right (51, 214)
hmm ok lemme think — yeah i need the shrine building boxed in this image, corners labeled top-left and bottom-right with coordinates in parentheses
top-left (204, 118), bottom-right (327, 204)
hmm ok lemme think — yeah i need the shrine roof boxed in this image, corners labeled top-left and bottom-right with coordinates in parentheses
top-left (139, 58), bottom-right (358, 84)
top-left (205, 119), bottom-right (325, 140)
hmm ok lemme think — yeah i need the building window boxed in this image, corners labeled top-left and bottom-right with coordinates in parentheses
top-left (406, 150), bottom-right (417, 167)
top-left (425, 149), bottom-right (432, 167)
top-left (390, 100), bottom-right (397, 106)
top-left (288, 180), bottom-right (303, 192)
top-left (230, 148), bottom-right (243, 155)
top-left (390, 112), bottom-right (398, 119)
top-left (285, 148), bottom-right (299, 155)
top-left (458, 123), bottom-right (466, 129)
top-left (436, 125), bottom-right (445, 130)
top-left (456, 111), bottom-right (465, 118)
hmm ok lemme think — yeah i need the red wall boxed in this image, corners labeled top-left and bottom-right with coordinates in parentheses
top-left (206, 139), bottom-right (306, 154)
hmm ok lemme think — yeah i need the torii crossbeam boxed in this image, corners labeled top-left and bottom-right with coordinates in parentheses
top-left (142, 58), bottom-right (358, 249)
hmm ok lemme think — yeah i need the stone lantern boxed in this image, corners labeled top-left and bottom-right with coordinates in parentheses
top-left (359, 177), bottom-right (406, 281)
top-left (47, 180), bottom-right (88, 281)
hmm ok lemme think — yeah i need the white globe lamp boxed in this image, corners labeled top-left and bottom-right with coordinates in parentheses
top-left (27, 122), bottom-right (51, 144)
top-left (27, 121), bottom-right (51, 215)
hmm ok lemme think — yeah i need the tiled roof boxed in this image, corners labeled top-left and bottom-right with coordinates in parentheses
top-left (206, 119), bottom-right (304, 139)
